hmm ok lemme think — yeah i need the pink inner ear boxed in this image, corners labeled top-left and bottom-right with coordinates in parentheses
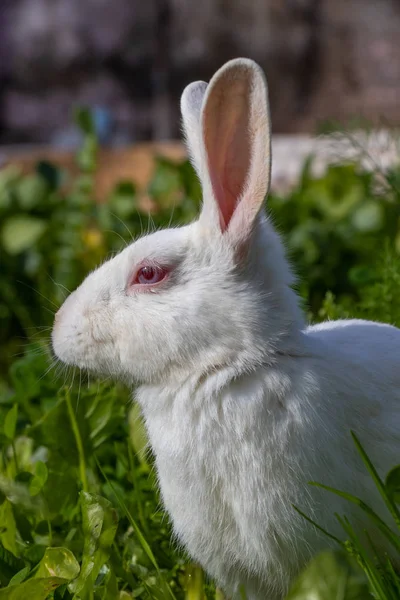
top-left (207, 110), bottom-right (251, 232)
top-left (210, 166), bottom-right (245, 231)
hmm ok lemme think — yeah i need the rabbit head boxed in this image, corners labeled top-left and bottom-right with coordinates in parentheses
top-left (52, 58), bottom-right (303, 385)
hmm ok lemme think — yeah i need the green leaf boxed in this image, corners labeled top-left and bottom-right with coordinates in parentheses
top-left (0, 541), bottom-right (25, 588)
top-left (0, 577), bottom-right (68, 599)
top-left (286, 551), bottom-right (369, 600)
top-left (74, 107), bottom-right (95, 135)
top-left (386, 465), bottom-right (400, 504)
top-left (0, 476), bottom-right (46, 519)
top-left (7, 567), bottom-right (30, 587)
top-left (34, 547), bottom-right (80, 581)
top-left (1, 217), bottom-right (46, 255)
top-left (36, 161), bottom-right (61, 192)
top-left (109, 181), bottom-right (137, 220)
top-left (8, 352), bottom-right (49, 408)
top-left (0, 167), bottom-right (21, 208)
top-left (128, 403), bottom-right (148, 465)
top-left (29, 389), bottom-right (91, 470)
top-left (0, 501), bottom-right (17, 556)
top-left (86, 394), bottom-right (115, 448)
top-left (351, 201), bottom-right (382, 232)
top-left (76, 137), bottom-right (98, 173)
top-left (112, 181), bottom-right (136, 197)
top-left (15, 175), bottom-right (49, 211)
top-left (22, 545), bottom-right (45, 566)
top-left (99, 566), bottom-right (119, 600)
top-left (3, 406), bottom-right (18, 441)
top-left (148, 160), bottom-right (181, 208)
top-left (29, 462), bottom-right (48, 497)
top-left (68, 492), bottom-right (118, 597)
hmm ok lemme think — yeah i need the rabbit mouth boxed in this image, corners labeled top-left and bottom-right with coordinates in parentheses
top-left (52, 323), bottom-right (112, 372)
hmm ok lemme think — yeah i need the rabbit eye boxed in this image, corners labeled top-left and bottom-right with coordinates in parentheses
top-left (135, 265), bottom-right (167, 285)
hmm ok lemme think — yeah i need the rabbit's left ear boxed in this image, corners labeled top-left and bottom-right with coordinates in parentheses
top-left (181, 81), bottom-right (208, 180)
top-left (198, 59), bottom-right (271, 246)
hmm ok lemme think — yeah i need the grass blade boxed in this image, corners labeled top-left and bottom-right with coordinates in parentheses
top-left (64, 387), bottom-right (88, 493)
top-left (292, 505), bottom-right (344, 546)
top-left (351, 431), bottom-right (400, 529)
top-left (309, 481), bottom-right (400, 553)
top-left (336, 514), bottom-right (397, 600)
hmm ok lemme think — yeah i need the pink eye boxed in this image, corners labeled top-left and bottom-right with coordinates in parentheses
top-left (135, 265), bottom-right (167, 285)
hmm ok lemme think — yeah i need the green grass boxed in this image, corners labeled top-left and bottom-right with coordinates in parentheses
top-left (1, 110), bottom-right (400, 598)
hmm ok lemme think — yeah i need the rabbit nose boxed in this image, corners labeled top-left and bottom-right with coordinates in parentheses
top-left (53, 307), bottom-right (64, 330)
top-left (53, 291), bottom-right (75, 328)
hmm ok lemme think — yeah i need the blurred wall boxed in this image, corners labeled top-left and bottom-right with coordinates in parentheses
top-left (0, 0), bottom-right (399, 145)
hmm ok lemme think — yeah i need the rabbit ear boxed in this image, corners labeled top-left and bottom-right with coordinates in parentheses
top-left (199, 58), bottom-right (271, 245)
top-left (181, 81), bottom-right (208, 179)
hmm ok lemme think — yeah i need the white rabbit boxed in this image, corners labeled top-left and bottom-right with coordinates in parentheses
top-left (52, 58), bottom-right (400, 599)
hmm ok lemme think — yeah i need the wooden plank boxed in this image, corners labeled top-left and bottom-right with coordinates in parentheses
top-left (0, 142), bottom-right (186, 202)
top-left (0, 132), bottom-right (398, 201)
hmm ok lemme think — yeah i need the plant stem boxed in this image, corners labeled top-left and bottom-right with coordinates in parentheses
top-left (11, 441), bottom-right (19, 474)
top-left (65, 387), bottom-right (88, 493)
top-left (184, 564), bottom-right (205, 600)
top-left (127, 442), bottom-right (147, 534)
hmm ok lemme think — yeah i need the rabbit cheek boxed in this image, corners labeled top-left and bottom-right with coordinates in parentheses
top-left (87, 308), bottom-right (114, 345)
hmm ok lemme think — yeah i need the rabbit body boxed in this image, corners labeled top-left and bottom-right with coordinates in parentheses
top-left (52, 58), bottom-right (400, 599)
top-left (138, 304), bottom-right (400, 600)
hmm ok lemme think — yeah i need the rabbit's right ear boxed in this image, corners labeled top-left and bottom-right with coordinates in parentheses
top-left (202, 59), bottom-right (271, 243)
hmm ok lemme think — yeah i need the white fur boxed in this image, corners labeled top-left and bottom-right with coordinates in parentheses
top-left (52, 59), bottom-right (400, 599)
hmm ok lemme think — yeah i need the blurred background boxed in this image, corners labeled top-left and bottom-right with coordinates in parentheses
top-left (1, 0), bottom-right (400, 147)
top-left (1, 3), bottom-right (400, 598)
